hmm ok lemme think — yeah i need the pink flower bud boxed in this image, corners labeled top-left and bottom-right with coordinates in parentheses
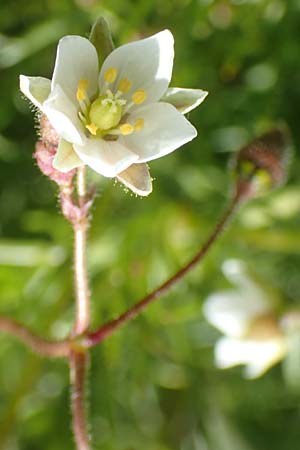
top-left (35, 141), bottom-right (75, 186)
top-left (34, 115), bottom-right (75, 186)
top-left (39, 114), bottom-right (60, 147)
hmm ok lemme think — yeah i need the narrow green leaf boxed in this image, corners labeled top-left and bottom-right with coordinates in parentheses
top-left (89, 17), bottom-right (114, 67)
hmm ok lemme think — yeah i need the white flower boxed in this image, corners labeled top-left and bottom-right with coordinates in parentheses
top-left (20, 31), bottom-right (207, 196)
top-left (203, 260), bottom-right (287, 379)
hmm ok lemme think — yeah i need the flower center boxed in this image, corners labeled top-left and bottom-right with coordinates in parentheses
top-left (89, 91), bottom-right (125, 132)
top-left (75, 68), bottom-right (146, 139)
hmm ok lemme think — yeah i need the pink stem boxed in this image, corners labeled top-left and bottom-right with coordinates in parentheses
top-left (70, 351), bottom-right (91, 450)
top-left (72, 166), bottom-right (90, 336)
top-left (86, 190), bottom-right (243, 347)
top-left (0, 316), bottom-right (69, 357)
top-left (70, 166), bottom-right (92, 450)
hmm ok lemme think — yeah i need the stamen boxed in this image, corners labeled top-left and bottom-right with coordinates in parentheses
top-left (118, 78), bottom-right (132, 93)
top-left (104, 68), bottom-right (118, 84)
top-left (78, 111), bottom-right (87, 124)
top-left (132, 89), bottom-right (147, 105)
top-left (134, 118), bottom-right (144, 131)
top-left (106, 89), bottom-right (114, 99)
top-left (76, 79), bottom-right (89, 102)
top-left (86, 123), bottom-right (98, 135)
top-left (119, 123), bottom-right (134, 135)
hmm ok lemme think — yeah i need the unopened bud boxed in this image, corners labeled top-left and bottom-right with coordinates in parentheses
top-left (39, 114), bottom-right (60, 148)
top-left (35, 141), bottom-right (75, 186)
top-left (232, 128), bottom-right (291, 201)
top-left (35, 115), bottom-right (75, 186)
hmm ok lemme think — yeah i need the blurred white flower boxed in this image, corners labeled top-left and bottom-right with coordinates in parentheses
top-left (20, 31), bottom-right (207, 196)
top-left (203, 260), bottom-right (287, 379)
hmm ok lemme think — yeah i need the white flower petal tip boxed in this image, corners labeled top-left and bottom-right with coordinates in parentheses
top-left (19, 75), bottom-right (51, 109)
top-left (221, 259), bottom-right (247, 281)
top-left (52, 139), bottom-right (83, 172)
top-left (243, 340), bottom-right (287, 379)
top-left (121, 102), bottom-right (197, 163)
top-left (215, 336), bottom-right (286, 379)
top-left (116, 163), bottom-right (153, 197)
top-left (52, 35), bottom-right (99, 102)
top-left (203, 290), bottom-right (270, 338)
top-left (99, 29), bottom-right (174, 105)
top-left (74, 139), bottom-right (138, 178)
top-left (161, 87), bottom-right (208, 114)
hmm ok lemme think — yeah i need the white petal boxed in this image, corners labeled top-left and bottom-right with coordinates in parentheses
top-left (161, 87), bottom-right (208, 114)
top-left (51, 36), bottom-right (99, 103)
top-left (215, 337), bottom-right (286, 379)
top-left (53, 139), bottom-right (83, 172)
top-left (43, 85), bottom-right (85, 145)
top-left (215, 337), bottom-right (248, 368)
top-left (121, 102), bottom-right (197, 163)
top-left (100, 30), bottom-right (174, 105)
top-left (203, 290), bottom-right (270, 338)
top-left (19, 75), bottom-right (51, 109)
top-left (73, 138), bottom-right (138, 178)
top-left (222, 259), bottom-right (270, 307)
top-left (204, 292), bottom-right (253, 338)
top-left (243, 339), bottom-right (286, 379)
top-left (116, 163), bottom-right (152, 196)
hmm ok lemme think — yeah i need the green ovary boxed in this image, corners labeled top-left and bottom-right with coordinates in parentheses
top-left (89, 97), bottom-right (122, 131)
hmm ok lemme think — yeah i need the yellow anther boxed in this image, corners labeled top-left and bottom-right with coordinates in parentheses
top-left (119, 123), bottom-right (134, 135)
top-left (76, 79), bottom-right (89, 101)
top-left (118, 78), bottom-right (132, 93)
top-left (104, 68), bottom-right (118, 84)
top-left (134, 118), bottom-right (144, 131)
top-left (132, 89), bottom-right (147, 105)
top-left (86, 123), bottom-right (98, 135)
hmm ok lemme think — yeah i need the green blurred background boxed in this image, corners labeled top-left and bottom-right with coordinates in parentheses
top-left (1, 0), bottom-right (300, 449)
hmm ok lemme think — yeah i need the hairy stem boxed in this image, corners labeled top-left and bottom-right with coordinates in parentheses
top-left (73, 166), bottom-right (90, 336)
top-left (70, 166), bottom-right (92, 450)
top-left (0, 316), bottom-right (70, 357)
top-left (86, 190), bottom-right (243, 347)
top-left (70, 351), bottom-right (91, 450)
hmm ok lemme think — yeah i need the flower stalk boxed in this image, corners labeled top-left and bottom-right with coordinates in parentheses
top-left (73, 166), bottom-right (91, 336)
top-left (85, 188), bottom-right (244, 347)
top-left (69, 165), bottom-right (92, 450)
